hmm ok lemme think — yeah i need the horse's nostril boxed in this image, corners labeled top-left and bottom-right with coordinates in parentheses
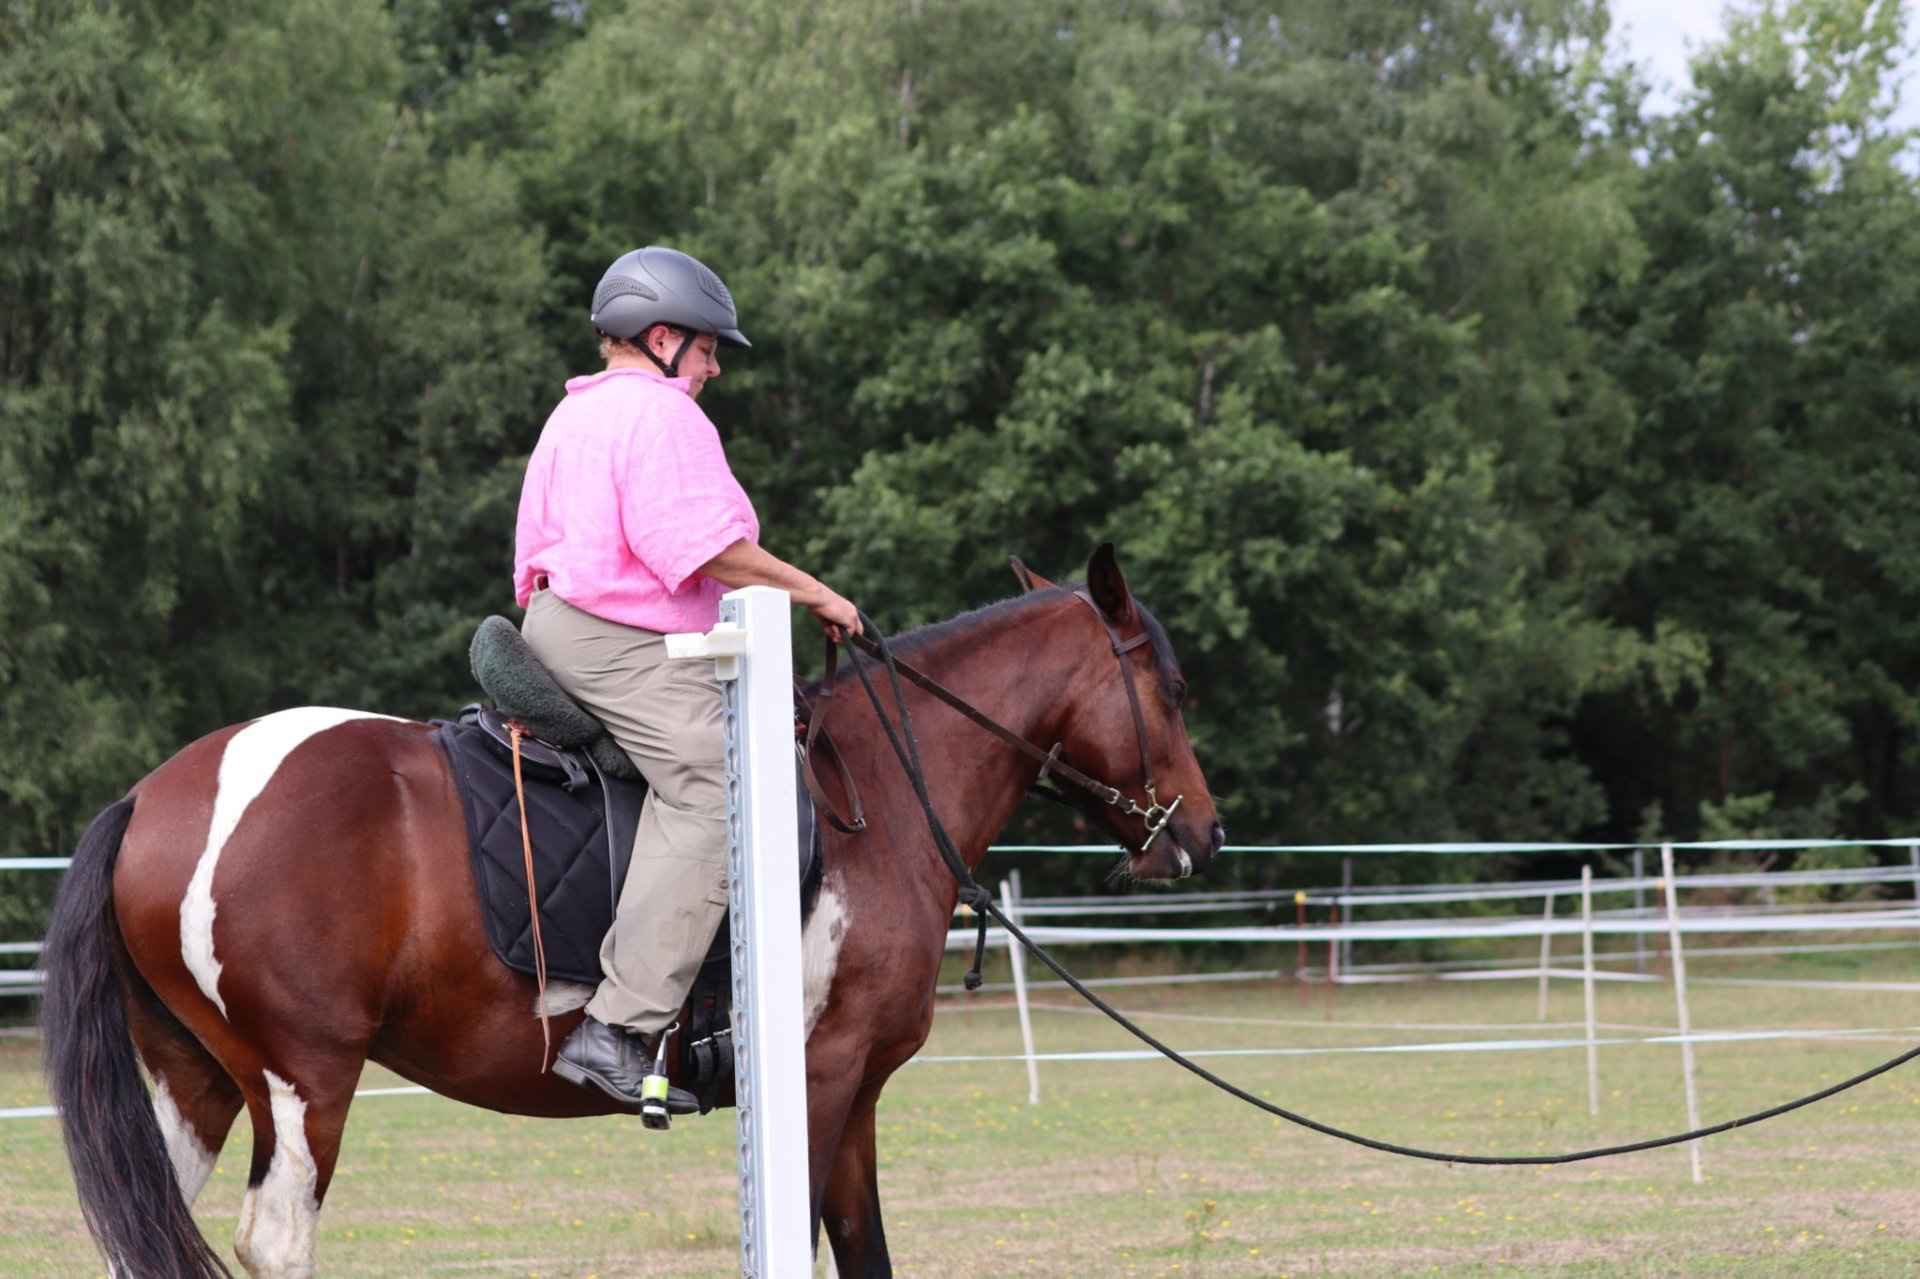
top-left (1207, 821), bottom-right (1225, 855)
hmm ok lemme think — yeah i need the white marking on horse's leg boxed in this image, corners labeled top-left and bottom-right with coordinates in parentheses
top-left (181, 708), bottom-right (403, 1017)
top-left (233, 1070), bottom-right (320, 1279)
top-left (153, 1080), bottom-right (217, 1205)
top-left (538, 981), bottom-right (596, 1017)
top-left (801, 876), bottom-right (850, 1040)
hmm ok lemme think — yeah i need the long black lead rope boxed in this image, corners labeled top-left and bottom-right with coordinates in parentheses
top-left (983, 902), bottom-right (1920, 1165)
top-left (837, 620), bottom-right (1920, 1167)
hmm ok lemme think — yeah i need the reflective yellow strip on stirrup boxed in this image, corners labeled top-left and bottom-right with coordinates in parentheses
top-left (641, 1075), bottom-right (670, 1102)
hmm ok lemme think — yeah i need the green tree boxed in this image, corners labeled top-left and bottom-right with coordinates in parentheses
top-left (1581, 0), bottom-right (1920, 839)
top-left (0, 0), bottom-right (558, 863)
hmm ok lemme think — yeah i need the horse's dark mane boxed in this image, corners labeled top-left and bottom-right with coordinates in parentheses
top-left (807, 584), bottom-right (1180, 694)
top-left (884, 588), bottom-right (1064, 656)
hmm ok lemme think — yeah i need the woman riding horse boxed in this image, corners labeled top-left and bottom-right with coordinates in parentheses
top-left (41, 540), bottom-right (1222, 1278)
top-left (38, 256), bottom-right (1225, 1279)
top-left (515, 245), bottom-right (861, 1108)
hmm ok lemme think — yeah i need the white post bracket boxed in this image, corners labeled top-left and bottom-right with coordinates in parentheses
top-left (665, 619), bottom-right (751, 680)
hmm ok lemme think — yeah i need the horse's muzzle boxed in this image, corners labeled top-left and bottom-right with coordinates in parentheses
top-left (1130, 818), bottom-right (1223, 881)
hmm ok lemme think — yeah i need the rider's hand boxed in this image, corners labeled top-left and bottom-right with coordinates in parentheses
top-left (809, 588), bottom-right (862, 643)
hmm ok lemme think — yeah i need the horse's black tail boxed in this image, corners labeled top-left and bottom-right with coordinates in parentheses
top-left (39, 797), bottom-right (233, 1279)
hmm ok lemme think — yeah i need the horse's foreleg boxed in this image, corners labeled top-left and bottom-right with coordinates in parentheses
top-left (231, 1057), bottom-right (365, 1279)
top-left (821, 1096), bottom-right (890, 1279)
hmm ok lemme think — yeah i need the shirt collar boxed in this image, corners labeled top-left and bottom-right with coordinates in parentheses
top-left (565, 365), bottom-right (693, 396)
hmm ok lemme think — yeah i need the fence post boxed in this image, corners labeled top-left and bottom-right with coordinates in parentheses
top-left (1633, 847), bottom-right (1648, 973)
top-left (1340, 856), bottom-right (1354, 977)
top-left (1581, 864), bottom-right (1599, 1117)
top-left (668, 586), bottom-right (809, 1277)
top-left (1909, 842), bottom-right (1920, 946)
top-left (1659, 841), bottom-right (1704, 1185)
top-left (1295, 891), bottom-right (1308, 1008)
top-left (1324, 902), bottom-right (1340, 1017)
top-left (1537, 891), bottom-right (1556, 1022)
top-left (1003, 869), bottom-right (1041, 1106)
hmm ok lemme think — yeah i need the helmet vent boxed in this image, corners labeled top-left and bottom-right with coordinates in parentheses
top-left (693, 262), bottom-right (733, 310)
top-left (593, 278), bottom-right (657, 313)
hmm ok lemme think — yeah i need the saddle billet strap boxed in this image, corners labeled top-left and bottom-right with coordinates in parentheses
top-left (797, 644), bottom-right (866, 833)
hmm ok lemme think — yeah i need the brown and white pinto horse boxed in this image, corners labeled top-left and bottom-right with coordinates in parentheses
top-left (41, 544), bottom-right (1223, 1279)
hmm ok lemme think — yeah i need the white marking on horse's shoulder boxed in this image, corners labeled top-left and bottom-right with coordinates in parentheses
top-left (801, 875), bottom-right (850, 1041)
top-left (181, 708), bottom-right (404, 1017)
top-left (153, 1080), bottom-right (217, 1205)
top-left (234, 1069), bottom-right (320, 1279)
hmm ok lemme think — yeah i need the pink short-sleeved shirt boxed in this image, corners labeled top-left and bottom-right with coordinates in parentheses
top-left (513, 367), bottom-right (759, 633)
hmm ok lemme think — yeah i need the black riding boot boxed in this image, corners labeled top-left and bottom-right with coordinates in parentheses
top-left (553, 1016), bottom-right (699, 1116)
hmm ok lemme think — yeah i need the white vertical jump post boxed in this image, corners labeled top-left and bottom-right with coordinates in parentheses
top-left (1580, 865), bottom-right (1600, 1117)
top-left (1002, 869), bottom-right (1041, 1105)
top-left (1659, 841), bottom-right (1704, 1185)
top-left (667, 586), bottom-right (810, 1278)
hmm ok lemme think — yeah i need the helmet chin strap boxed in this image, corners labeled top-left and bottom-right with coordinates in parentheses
top-left (641, 325), bottom-right (693, 378)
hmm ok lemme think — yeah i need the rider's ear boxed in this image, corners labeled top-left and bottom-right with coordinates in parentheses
top-left (1010, 556), bottom-right (1055, 594)
top-left (1085, 543), bottom-right (1134, 624)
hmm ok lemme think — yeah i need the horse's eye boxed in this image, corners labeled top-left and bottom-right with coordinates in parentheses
top-left (1170, 680), bottom-right (1188, 705)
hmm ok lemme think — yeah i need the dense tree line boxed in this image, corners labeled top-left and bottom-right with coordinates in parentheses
top-left (3, 0), bottom-right (1916, 911)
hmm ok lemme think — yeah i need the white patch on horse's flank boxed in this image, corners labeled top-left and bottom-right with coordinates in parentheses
top-left (181, 708), bottom-right (402, 1018)
top-left (539, 981), bottom-right (595, 1017)
top-left (801, 875), bottom-right (850, 1040)
top-left (153, 1080), bottom-right (217, 1204)
top-left (233, 1070), bottom-right (320, 1279)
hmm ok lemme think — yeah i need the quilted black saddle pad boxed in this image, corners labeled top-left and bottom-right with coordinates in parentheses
top-left (434, 710), bottom-right (823, 988)
top-left (433, 715), bottom-right (646, 985)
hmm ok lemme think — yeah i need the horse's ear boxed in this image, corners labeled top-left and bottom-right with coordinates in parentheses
top-left (1085, 543), bottom-right (1134, 624)
top-left (1010, 556), bottom-right (1055, 594)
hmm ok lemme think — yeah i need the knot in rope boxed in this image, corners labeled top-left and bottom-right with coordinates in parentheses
top-left (958, 882), bottom-right (994, 990)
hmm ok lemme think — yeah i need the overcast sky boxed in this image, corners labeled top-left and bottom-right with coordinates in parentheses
top-left (1607, 0), bottom-right (1920, 129)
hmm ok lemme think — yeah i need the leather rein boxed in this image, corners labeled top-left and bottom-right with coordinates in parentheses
top-left (798, 590), bottom-right (1187, 865)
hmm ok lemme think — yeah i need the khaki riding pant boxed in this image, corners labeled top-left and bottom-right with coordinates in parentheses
top-left (521, 588), bottom-right (729, 1037)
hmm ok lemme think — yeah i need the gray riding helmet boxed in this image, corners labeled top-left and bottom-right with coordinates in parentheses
top-left (589, 246), bottom-right (751, 348)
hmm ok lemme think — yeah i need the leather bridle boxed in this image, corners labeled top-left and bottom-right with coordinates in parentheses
top-left (1062, 588), bottom-right (1186, 866)
top-left (800, 591), bottom-right (1189, 870)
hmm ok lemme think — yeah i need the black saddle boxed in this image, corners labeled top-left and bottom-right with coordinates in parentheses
top-left (439, 615), bottom-right (825, 1112)
top-left (463, 614), bottom-right (818, 886)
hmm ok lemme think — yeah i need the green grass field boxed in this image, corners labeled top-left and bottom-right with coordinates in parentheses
top-left (6, 948), bottom-right (1920, 1277)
